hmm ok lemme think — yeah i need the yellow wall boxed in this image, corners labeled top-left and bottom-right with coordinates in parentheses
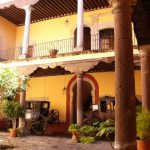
top-left (26, 70), bottom-right (141, 122)
top-left (16, 8), bottom-right (113, 46)
top-left (0, 17), bottom-right (17, 49)
top-left (26, 74), bottom-right (74, 122)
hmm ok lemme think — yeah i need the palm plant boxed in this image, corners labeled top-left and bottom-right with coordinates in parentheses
top-left (96, 119), bottom-right (115, 149)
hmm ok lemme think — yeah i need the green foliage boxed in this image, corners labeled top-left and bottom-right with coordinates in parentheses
top-left (68, 124), bottom-right (80, 133)
top-left (0, 68), bottom-right (29, 100)
top-left (80, 125), bottom-right (97, 134)
top-left (79, 136), bottom-right (95, 144)
top-left (96, 119), bottom-right (115, 149)
top-left (96, 119), bottom-right (115, 138)
top-left (0, 100), bottom-right (23, 129)
top-left (137, 111), bottom-right (150, 141)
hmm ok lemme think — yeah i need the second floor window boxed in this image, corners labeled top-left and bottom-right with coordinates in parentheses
top-left (99, 29), bottom-right (114, 50)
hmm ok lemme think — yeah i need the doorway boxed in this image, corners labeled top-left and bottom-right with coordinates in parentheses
top-left (74, 27), bottom-right (91, 50)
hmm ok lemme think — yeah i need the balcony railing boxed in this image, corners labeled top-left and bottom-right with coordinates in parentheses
top-left (0, 34), bottom-right (138, 61)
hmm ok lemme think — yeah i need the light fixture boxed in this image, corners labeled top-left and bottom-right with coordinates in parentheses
top-left (65, 18), bottom-right (69, 26)
top-left (62, 75), bottom-right (67, 95)
top-left (62, 86), bottom-right (67, 95)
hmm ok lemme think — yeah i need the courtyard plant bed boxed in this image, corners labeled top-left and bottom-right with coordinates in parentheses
top-left (68, 119), bottom-right (115, 146)
top-left (0, 144), bottom-right (15, 150)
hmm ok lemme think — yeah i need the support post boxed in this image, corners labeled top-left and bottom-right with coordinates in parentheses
top-left (140, 45), bottom-right (150, 111)
top-left (21, 5), bottom-right (32, 58)
top-left (110, 0), bottom-right (137, 149)
top-left (76, 73), bottom-right (83, 126)
top-left (75, 0), bottom-right (84, 51)
top-left (19, 90), bottom-right (26, 134)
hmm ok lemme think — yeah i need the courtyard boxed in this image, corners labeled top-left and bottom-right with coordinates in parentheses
top-left (0, 132), bottom-right (111, 150)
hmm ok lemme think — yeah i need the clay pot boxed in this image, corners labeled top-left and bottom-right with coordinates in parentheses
top-left (10, 129), bottom-right (17, 137)
top-left (49, 49), bottom-right (58, 57)
top-left (72, 131), bottom-right (79, 143)
top-left (137, 140), bottom-right (150, 150)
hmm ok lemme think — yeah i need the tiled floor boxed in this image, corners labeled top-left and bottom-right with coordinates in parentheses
top-left (0, 132), bottom-right (112, 150)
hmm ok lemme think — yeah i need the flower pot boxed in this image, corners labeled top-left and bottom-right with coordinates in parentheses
top-left (72, 131), bottom-right (79, 143)
top-left (49, 49), bottom-right (58, 57)
top-left (137, 140), bottom-right (150, 150)
top-left (10, 129), bottom-right (17, 137)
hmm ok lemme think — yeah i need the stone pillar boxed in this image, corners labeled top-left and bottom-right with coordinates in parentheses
top-left (21, 5), bottom-right (32, 58)
top-left (110, 0), bottom-right (137, 150)
top-left (19, 91), bottom-right (26, 131)
top-left (140, 45), bottom-right (150, 111)
top-left (76, 0), bottom-right (84, 51)
top-left (76, 73), bottom-right (83, 126)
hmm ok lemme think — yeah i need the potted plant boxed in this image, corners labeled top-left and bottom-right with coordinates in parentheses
top-left (68, 124), bottom-right (80, 143)
top-left (0, 100), bottom-right (23, 137)
top-left (79, 125), bottom-right (97, 144)
top-left (49, 49), bottom-right (58, 57)
top-left (137, 110), bottom-right (150, 150)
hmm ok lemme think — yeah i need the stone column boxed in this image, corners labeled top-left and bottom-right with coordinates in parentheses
top-left (76, 0), bottom-right (84, 51)
top-left (140, 45), bottom-right (150, 111)
top-left (21, 5), bottom-right (32, 58)
top-left (76, 73), bottom-right (83, 126)
top-left (110, 0), bottom-right (137, 150)
top-left (19, 90), bottom-right (26, 130)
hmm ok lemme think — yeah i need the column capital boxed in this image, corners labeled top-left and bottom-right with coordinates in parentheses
top-left (15, 0), bottom-right (39, 8)
top-left (23, 5), bottom-right (33, 12)
top-left (77, 73), bottom-right (83, 79)
top-left (109, 0), bottom-right (132, 15)
top-left (139, 44), bottom-right (150, 51)
top-left (61, 60), bottom-right (99, 74)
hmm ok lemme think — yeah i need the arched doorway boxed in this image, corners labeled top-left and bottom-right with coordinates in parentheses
top-left (66, 74), bottom-right (99, 125)
top-left (74, 27), bottom-right (91, 50)
top-left (72, 81), bottom-right (92, 124)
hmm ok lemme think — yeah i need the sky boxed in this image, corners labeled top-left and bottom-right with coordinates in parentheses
top-left (0, 0), bottom-right (14, 5)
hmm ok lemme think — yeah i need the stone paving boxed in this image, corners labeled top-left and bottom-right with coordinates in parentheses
top-left (0, 132), bottom-right (112, 150)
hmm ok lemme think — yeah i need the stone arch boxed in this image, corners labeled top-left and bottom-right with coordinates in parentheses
top-left (66, 74), bottom-right (99, 125)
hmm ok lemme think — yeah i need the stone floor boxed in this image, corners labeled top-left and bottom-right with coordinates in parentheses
top-left (0, 132), bottom-right (112, 150)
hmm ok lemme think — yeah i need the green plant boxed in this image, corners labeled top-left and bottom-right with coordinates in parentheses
top-left (96, 119), bottom-right (115, 149)
top-left (137, 111), bottom-right (150, 141)
top-left (68, 124), bottom-right (80, 133)
top-left (0, 100), bottom-right (23, 129)
top-left (80, 125), bottom-right (98, 134)
top-left (79, 136), bottom-right (95, 144)
top-left (0, 68), bottom-right (30, 101)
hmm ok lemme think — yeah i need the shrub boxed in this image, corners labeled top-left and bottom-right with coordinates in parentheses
top-left (0, 100), bottom-right (23, 129)
top-left (137, 111), bottom-right (150, 141)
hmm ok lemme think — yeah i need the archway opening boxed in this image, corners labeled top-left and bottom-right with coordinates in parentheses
top-left (72, 80), bottom-right (92, 124)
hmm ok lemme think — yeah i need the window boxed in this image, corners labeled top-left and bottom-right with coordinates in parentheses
top-left (100, 101), bottom-right (107, 112)
top-left (99, 29), bottom-right (114, 50)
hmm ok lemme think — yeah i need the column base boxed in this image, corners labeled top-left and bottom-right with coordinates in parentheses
top-left (73, 46), bottom-right (83, 52)
top-left (18, 54), bottom-right (26, 59)
top-left (114, 141), bottom-right (137, 150)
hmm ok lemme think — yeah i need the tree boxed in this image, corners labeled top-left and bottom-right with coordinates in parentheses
top-left (0, 68), bottom-right (29, 101)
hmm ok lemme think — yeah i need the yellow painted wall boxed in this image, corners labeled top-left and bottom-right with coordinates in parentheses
top-left (16, 8), bottom-right (113, 46)
top-left (26, 74), bottom-right (74, 122)
top-left (26, 70), bottom-right (141, 122)
top-left (0, 16), bottom-right (17, 49)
